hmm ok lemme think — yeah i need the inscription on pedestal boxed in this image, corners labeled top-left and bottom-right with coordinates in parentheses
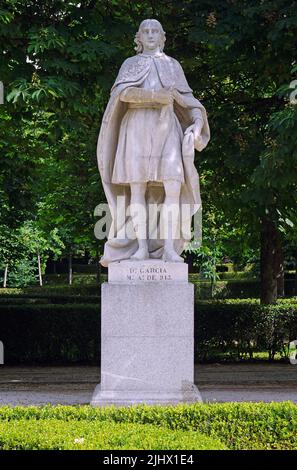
top-left (127, 266), bottom-right (172, 282)
top-left (108, 260), bottom-right (188, 283)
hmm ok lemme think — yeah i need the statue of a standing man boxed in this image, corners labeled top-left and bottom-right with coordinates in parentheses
top-left (97, 19), bottom-right (210, 266)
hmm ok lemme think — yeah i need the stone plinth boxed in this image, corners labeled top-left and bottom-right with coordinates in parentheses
top-left (108, 259), bottom-right (188, 283)
top-left (91, 260), bottom-right (202, 406)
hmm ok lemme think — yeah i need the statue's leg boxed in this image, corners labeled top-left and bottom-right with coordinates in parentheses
top-left (130, 182), bottom-right (149, 260)
top-left (162, 180), bottom-right (184, 262)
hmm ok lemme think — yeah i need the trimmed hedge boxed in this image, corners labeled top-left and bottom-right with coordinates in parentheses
top-left (195, 299), bottom-right (297, 361)
top-left (1, 277), bottom-right (296, 299)
top-left (22, 284), bottom-right (101, 297)
top-left (192, 279), bottom-right (261, 299)
top-left (0, 402), bottom-right (296, 450)
top-left (0, 418), bottom-right (225, 450)
top-left (0, 304), bottom-right (100, 364)
top-left (1, 299), bottom-right (297, 364)
top-left (0, 295), bottom-right (100, 304)
top-left (192, 278), bottom-right (296, 299)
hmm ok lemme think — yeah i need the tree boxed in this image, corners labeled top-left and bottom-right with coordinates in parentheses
top-left (18, 220), bottom-right (64, 286)
top-left (1, 0), bottom-right (296, 301)
top-left (0, 225), bottom-right (20, 287)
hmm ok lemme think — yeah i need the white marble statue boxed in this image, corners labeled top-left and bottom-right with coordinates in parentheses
top-left (97, 19), bottom-right (210, 266)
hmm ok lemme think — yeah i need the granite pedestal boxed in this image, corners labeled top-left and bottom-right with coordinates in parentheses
top-left (91, 260), bottom-right (202, 406)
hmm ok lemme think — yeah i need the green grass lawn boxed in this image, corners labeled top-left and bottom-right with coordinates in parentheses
top-left (0, 402), bottom-right (296, 450)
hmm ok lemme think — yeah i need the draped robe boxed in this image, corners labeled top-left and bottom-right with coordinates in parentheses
top-left (97, 52), bottom-right (210, 266)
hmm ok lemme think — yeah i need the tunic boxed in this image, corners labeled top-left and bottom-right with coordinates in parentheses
top-left (111, 59), bottom-right (185, 185)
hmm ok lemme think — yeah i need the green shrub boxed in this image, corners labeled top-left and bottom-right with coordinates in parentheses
top-left (195, 299), bottom-right (297, 361)
top-left (191, 279), bottom-right (259, 299)
top-left (0, 304), bottom-right (100, 364)
top-left (4, 259), bottom-right (37, 288)
top-left (1, 298), bottom-right (297, 364)
top-left (1, 277), bottom-right (295, 299)
top-left (0, 295), bottom-right (100, 304)
top-left (0, 418), bottom-right (225, 450)
top-left (0, 402), bottom-right (296, 450)
top-left (25, 284), bottom-right (101, 297)
top-left (192, 278), bottom-right (296, 299)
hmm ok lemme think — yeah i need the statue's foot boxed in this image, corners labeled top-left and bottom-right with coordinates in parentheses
top-left (162, 247), bottom-right (184, 263)
top-left (130, 247), bottom-right (149, 261)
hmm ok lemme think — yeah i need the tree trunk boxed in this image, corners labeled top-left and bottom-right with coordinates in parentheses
top-left (260, 217), bottom-right (279, 304)
top-left (3, 264), bottom-right (8, 288)
top-left (37, 251), bottom-right (43, 287)
top-left (276, 236), bottom-right (285, 297)
top-left (68, 253), bottom-right (73, 285)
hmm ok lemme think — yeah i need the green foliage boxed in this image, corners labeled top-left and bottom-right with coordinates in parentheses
top-left (194, 244), bottom-right (222, 297)
top-left (0, 293), bottom-right (99, 304)
top-left (193, 278), bottom-right (261, 300)
top-left (0, 418), bottom-right (224, 450)
top-left (0, 221), bottom-right (64, 287)
top-left (0, 402), bottom-right (296, 450)
top-left (0, 8), bottom-right (13, 24)
top-left (6, 258), bottom-right (37, 288)
top-left (1, 296), bottom-right (297, 364)
top-left (192, 277), bottom-right (295, 299)
top-left (23, 281), bottom-right (101, 296)
top-left (0, 302), bottom-right (100, 364)
top-left (0, 0), bottom-right (297, 293)
top-left (195, 298), bottom-right (297, 361)
top-left (0, 225), bottom-right (21, 269)
top-left (14, 282), bottom-right (101, 296)
top-left (18, 220), bottom-right (64, 273)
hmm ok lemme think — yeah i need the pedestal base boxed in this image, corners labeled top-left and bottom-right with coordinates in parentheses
top-left (91, 260), bottom-right (202, 407)
top-left (91, 383), bottom-right (202, 407)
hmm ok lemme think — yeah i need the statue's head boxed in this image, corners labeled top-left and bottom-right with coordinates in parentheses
top-left (134, 19), bottom-right (166, 54)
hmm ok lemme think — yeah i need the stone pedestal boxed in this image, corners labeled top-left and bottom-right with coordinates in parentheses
top-left (91, 260), bottom-right (201, 406)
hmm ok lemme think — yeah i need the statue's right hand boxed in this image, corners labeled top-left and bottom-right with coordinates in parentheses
top-left (154, 89), bottom-right (173, 105)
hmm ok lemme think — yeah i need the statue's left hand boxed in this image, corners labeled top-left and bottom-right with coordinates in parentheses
top-left (185, 120), bottom-right (203, 142)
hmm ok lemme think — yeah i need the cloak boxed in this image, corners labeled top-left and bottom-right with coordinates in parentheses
top-left (96, 53), bottom-right (210, 266)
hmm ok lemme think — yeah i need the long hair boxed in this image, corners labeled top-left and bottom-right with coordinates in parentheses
top-left (134, 19), bottom-right (166, 53)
